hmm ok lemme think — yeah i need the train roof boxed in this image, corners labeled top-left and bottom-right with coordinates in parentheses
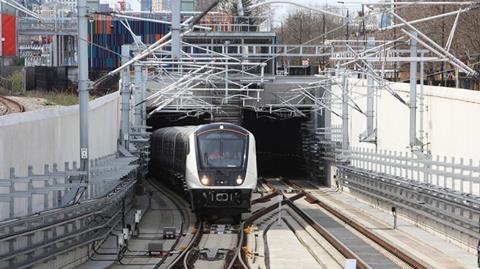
top-left (152, 122), bottom-right (250, 137)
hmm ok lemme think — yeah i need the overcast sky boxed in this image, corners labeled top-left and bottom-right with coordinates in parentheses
top-left (99, 0), bottom-right (367, 23)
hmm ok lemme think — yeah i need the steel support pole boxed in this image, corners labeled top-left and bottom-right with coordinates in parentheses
top-left (324, 79), bottom-right (332, 143)
top-left (409, 32), bottom-right (418, 148)
top-left (77, 0), bottom-right (89, 175)
top-left (171, 0), bottom-right (181, 60)
top-left (419, 51), bottom-right (425, 151)
top-left (366, 37), bottom-right (375, 138)
top-left (120, 45), bottom-right (131, 150)
top-left (225, 64), bottom-right (229, 104)
top-left (134, 63), bottom-right (142, 127)
top-left (142, 67), bottom-right (147, 126)
top-left (342, 71), bottom-right (349, 150)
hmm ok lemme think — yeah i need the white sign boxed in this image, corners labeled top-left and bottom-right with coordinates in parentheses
top-left (80, 148), bottom-right (88, 159)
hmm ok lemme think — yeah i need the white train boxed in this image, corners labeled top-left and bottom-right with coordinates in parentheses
top-left (150, 123), bottom-right (257, 218)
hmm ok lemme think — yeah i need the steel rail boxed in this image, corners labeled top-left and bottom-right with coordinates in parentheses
top-left (0, 95), bottom-right (25, 115)
top-left (251, 191), bottom-right (280, 204)
top-left (286, 180), bottom-right (428, 269)
top-left (284, 198), bottom-right (372, 269)
top-left (181, 222), bottom-right (203, 269)
top-left (145, 178), bottom-right (199, 269)
top-left (226, 222), bottom-right (247, 269)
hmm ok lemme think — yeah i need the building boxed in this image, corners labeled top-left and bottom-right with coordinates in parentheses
top-left (196, 0), bottom-right (216, 11)
top-left (152, 0), bottom-right (169, 12)
top-left (43, 0), bottom-right (76, 10)
top-left (98, 3), bottom-right (112, 12)
top-left (152, 0), bottom-right (194, 12)
top-left (41, 0), bottom-right (100, 11)
top-left (141, 0), bottom-right (152, 12)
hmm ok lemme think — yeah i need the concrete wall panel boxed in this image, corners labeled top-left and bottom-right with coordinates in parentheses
top-left (0, 92), bottom-right (120, 179)
top-left (333, 78), bottom-right (480, 161)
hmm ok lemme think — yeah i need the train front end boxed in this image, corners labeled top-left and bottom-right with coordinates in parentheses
top-left (185, 123), bottom-right (257, 216)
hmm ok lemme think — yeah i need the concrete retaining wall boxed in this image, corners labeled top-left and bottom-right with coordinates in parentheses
top-left (333, 78), bottom-right (480, 161)
top-left (0, 91), bottom-right (121, 179)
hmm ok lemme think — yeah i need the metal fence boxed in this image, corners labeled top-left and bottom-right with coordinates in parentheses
top-left (0, 154), bottom-right (139, 268)
top-left (0, 77), bottom-right (12, 93)
top-left (0, 155), bottom-right (138, 220)
top-left (344, 147), bottom-right (480, 196)
top-left (332, 147), bottom-right (480, 245)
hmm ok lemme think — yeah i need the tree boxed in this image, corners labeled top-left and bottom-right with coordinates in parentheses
top-left (219, 0), bottom-right (266, 17)
top-left (274, 7), bottom-right (345, 66)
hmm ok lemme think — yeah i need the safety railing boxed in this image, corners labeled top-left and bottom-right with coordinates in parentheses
top-left (0, 179), bottom-right (136, 269)
top-left (332, 147), bottom-right (480, 247)
top-left (0, 155), bottom-right (138, 220)
top-left (18, 17), bottom-right (77, 34)
top-left (0, 154), bottom-right (139, 268)
top-left (342, 147), bottom-right (480, 196)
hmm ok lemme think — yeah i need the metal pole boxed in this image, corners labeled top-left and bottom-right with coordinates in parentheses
top-left (419, 51), bottom-right (425, 151)
top-left (171, 0), bottom-right (181, 60)
top-left (409, 32), bottom-right (418, 148)
top-left (346, 10), bottom-right (349, 42)
top-left (120, 45), bottom-right (131, 150)
top-left (78, 0), bottom-right (90, 176)
top-left (90, 19), bottom-right (93, 68)
top-left (342, 71), bottom-right (349, 150)
top-left (366, 37), bottom-right (375, 138)
top-left (142, 66), bottom-right (147, 126)
top-left (134, 62), bottom-right (142, 126)
top-left (225, 64), bottom-right (229, 104)
top-left (441, 4), bottom-right (445, 86)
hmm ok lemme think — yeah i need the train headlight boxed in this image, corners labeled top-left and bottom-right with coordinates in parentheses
top-left (201, 175), bottom-right (209, 185)
top-left (236, 175), bottom-right (244, 185)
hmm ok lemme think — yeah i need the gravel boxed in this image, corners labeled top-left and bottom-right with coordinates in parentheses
top-left (5, 96), bottom-right (61, 112)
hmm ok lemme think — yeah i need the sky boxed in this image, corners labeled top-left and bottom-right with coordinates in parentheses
top-left (99, 0), bottom-right (367, 23)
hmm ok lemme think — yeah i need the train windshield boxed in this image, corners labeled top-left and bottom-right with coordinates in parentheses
top-left (197, 131), bottom-right (246, 168)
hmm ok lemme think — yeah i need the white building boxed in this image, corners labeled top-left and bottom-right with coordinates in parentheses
top-left (152, 0), bottom-right (194, 12)
top-left (42, 0), bottom-right (99, 12)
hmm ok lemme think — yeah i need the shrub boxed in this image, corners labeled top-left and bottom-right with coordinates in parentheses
top-left (8, 71), bottom-right (23, 94)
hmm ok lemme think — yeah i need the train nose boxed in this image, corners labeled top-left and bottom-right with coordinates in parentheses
top-left (215, 193), bottom-right (229, 202)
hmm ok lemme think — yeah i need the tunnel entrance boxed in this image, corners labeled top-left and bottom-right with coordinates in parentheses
top-left (242, 109), bottom-right (314, 180)
top-left (147, 111), bottom-right (212, 130)
top-left (147, 108), bottom-right (328, 185)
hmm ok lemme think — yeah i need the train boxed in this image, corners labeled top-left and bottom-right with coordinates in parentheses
top-left (150, 123), bottom-right (257, 219)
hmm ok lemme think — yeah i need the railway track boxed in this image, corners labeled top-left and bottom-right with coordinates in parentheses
top-left (146, 178), bottom-right (198, 269)
top-left (182, 223), bottom-right (239, 269)
top-left (0, 95), bottom-right (25, 115)
top-left (106, 178), bottom-right (197, 268)
top-left (244, 178), bottom-right (428, 269)
top-left (111, 177), bottom-right (428, 268)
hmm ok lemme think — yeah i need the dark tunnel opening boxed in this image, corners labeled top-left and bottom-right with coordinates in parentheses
top-left (241, 109), bottom-right (310, 179)
top-left (147, 109), bottom-right (324, 183)
top-left (147, 111), bottom-right (212, 130)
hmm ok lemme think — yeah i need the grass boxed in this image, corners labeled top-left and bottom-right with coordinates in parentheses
top-left (9, 71), bottom-right (24, 94)
top-left (24, 90), bottom-right (81, 106)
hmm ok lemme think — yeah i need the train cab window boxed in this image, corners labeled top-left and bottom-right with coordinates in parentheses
top-left (197, 131), bottom-right (246, 168)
